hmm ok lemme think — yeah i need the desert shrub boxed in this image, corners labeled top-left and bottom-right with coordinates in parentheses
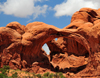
top-left (0, 65), bottom-right (11, 78)
top-left (37, 74), bottom-right (42, 78)
top-left (0, 65), bottom-right (66, 78)
top-left (32, 73), bottom-right (37, 78)
top-left (48, 73), bottom-right (54, 78)
top-left (53, 72), bottom-right (66, 78)
top-left (58, 72), bottom-right (63, 76)
top-left (35, 72), bottom-right (66, 78)
top-left (23, 76), bottom-right (33, 78)
top-left (16, 69), bottom-right (20, 71)
top-left (53, 73), bottom-right (59, 78)
top-left (0, 65), bottom-right (10, 75)
top-left (43, 72), bottom-right (50, 77)
top-left (0, 73), bottom-right (8, 78)
top-left (11, 72), bottom-right (18, 78)
top-left (58, 72), bottom-right (65, 78)
top-left (43, 72), bottom-right (54, 78)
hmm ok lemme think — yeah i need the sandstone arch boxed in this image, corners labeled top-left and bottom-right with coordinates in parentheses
top-left (0, 22), bottom-right (90, 65)
top-left (1, 8), bottom-right (100, 77)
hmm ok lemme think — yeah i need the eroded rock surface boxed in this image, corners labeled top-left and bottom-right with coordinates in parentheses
top-left (47, 8), bottom-right (100, 77)
top-left (0, 8), bottom-right (100, 77)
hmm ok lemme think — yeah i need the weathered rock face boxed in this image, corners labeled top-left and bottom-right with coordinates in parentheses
top-left (0, 21), bottom-right (78, 74)
top-left (0, 8), bottom-right (100, 77)
top-left (47, 8), bottom-right (100, 57)
top-left (6, 22), bottom-right (25, 35)
top-left (47, 8), bottom-right (100, 77)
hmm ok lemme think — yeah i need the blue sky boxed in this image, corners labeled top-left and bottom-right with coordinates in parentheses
top-left (0, 0), bottom-right (71, 28)
top-left (0, 0), bottom-right (100, 54)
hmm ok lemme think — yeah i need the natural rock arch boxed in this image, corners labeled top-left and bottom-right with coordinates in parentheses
top-left (1, 8), bottom-right (100, 77)
top-left (0, 21), bottom-right (92, 67)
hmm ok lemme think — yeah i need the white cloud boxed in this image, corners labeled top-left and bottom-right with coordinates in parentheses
top-left (33, 5), bottom-right (48, 19)
top-left (54, 0), bottom-right (100, 17)
top-left (0, 0), bottom-right (48, 19)
top-left (42, 44), bottom-right (50, 55)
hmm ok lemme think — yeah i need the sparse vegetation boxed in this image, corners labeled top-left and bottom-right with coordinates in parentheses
top-left (0, 65), bottom-right (66, 78)
top-left (11, 72), bottom-right (18, 78)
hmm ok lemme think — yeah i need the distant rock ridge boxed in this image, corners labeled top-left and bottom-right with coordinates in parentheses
top-left (0, 8), bottom-right (100, 77)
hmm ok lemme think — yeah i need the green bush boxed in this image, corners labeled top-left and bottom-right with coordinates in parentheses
top-left (43, 72), bottom-right (50, 77)
top-left (58, 72), bottom-right (65, 78)
top-left (11, 72), bottom-right (18, 78)
top-left (0, 65), bottom-right (66, 78)
top-left (0, 65), bottom-right (10, 78)
top-left (0, 65), bottom-right (10, 75)
top-left (0, 73), bottom-right (8, 78)
top-left (42, 72), bottom-right (66, 78)
top-left (37, 74), bottom-right (42, 78)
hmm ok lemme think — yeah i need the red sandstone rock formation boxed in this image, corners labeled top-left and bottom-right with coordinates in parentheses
top-left (47, 8), bottom-right (100, 77)
top-left (0, 8), bottom-right (100, 77)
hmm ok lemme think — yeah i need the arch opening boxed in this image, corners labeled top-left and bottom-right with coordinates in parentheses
top-left (42, 43), bottom-right (50, 55)
top-left (55, 38), bottom-right (58, 41)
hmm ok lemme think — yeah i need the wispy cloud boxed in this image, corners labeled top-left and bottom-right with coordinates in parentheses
top-left (0, 0), bottom-right (48, 19)
top-left (54, 0), bottom-right (100, 17)
top-left (26, 19), bottom-right (33, 23)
